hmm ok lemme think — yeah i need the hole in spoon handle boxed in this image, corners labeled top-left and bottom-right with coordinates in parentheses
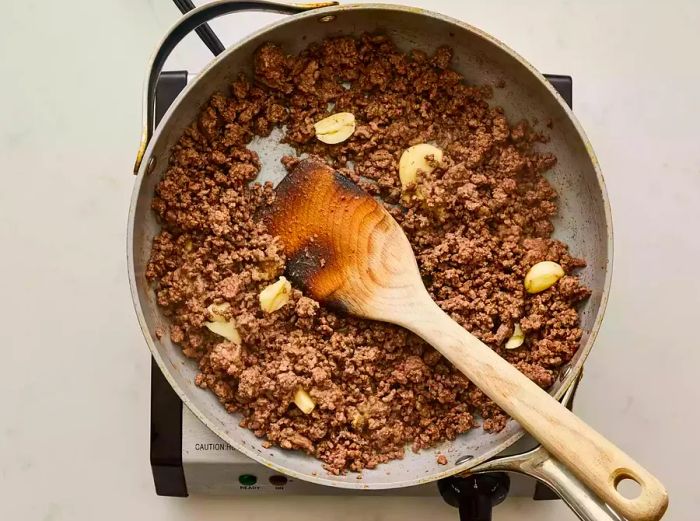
top-left (603, 466), bottom-right (668, 521)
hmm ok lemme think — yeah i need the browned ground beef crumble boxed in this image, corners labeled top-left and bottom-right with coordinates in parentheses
top-left (146, 34), bottom-right (590, 474)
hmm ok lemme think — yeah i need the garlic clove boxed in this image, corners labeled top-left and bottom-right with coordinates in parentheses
top-left (207, 302), bottom-right (231, 323)
top-left (350, 411), bottom-right (366, 431)
top-left (398, 143), bottom-right (443, 189)
top-left (505, 323), bottom-right (525, 349)
top-left (293, 387), bottom-right (315, 414)
top-left (524, 261), bottom-right (565, 294)
top-left (204, 319), bottom-right (241, 345)
top-left (313, 112), bottom-right (356, 144)
top-left (259, 276), bottom-right (292, 313)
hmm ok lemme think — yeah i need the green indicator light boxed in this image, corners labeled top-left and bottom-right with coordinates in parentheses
top-left (238, 474), bottom-right (257, 486)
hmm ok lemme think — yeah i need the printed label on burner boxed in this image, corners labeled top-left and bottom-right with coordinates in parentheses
top-left (194, 442), bottom-right (235, 451)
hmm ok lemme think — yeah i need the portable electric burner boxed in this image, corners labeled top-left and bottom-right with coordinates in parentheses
top-left (148, 38), bottom-right (577, 519)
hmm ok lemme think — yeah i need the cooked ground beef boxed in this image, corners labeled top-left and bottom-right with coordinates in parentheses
top-left (145, 34), bottom-right (590, 474)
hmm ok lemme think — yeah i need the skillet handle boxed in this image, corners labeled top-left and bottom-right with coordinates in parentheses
top-left (471, 445), bottom-right (625, 521)
top-left (133, 0), bottom-right (339, 175)
top-left (469, 380), bottom-right (623, 521)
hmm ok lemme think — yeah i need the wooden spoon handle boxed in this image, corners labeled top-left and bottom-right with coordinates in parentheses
top-left (406, 299), bottom-right (668, 521)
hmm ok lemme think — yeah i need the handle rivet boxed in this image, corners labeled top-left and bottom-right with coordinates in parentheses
top-left (455, 454), bottom-right (474, 465)
top-left (146, 156), bottom-right (157, 175)
top-left (560, 364), bottom-right (572, 381)
top-left (318, 14), bottom-right (335, 23)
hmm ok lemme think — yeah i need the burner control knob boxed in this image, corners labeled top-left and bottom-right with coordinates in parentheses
top-left (438, 473), bottom-right (510, 521)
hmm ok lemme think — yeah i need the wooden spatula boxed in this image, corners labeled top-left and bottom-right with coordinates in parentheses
top-left (264, 158), bottom-right (668, 521)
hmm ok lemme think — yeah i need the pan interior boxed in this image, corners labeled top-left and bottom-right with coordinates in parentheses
top-left (129, 5), bottom-right (610, 488)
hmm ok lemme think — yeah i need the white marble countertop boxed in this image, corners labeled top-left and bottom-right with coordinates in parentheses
top-left (1, 1), bottom-right (698, 519)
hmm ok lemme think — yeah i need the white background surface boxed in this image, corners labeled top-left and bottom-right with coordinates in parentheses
top-left (1, 1), bottom-right (698, 519)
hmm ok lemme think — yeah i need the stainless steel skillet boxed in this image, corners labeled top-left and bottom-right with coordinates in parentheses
top-left (127, 2), bottom-right (650, 520)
